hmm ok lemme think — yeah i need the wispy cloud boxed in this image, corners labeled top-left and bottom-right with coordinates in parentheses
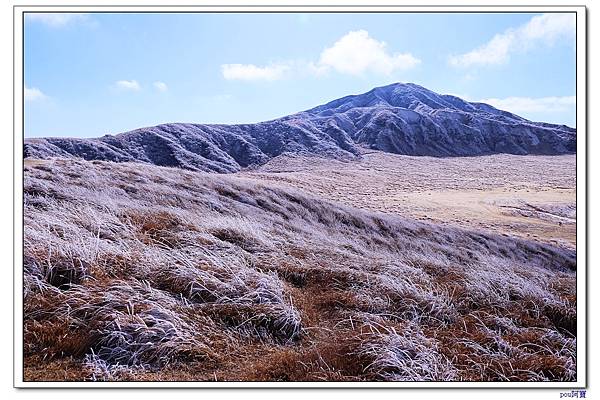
top-left (153, 81), bottom-right (168, 92)
top-left (25, 13), bottom-right (91, 28)
top-left (115, 80), bottom-right (141, 91)
top-left (449, 13), bottom-right (575, 68)
top-left (221, 63), bottom-right (290, 81)
top-left (24, 86), bottom-right (46, 102)
top-left (312, 30), bottom-right (420, 75)
top-left (478, 95), bottom-right (575, 114)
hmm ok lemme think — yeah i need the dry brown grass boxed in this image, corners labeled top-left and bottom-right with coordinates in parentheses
top-left (239, 151), bottom-right (576, 249)
top-left (23, 158), bottom-right (576, 382)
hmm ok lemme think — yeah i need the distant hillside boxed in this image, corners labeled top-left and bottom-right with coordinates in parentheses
top-left (24, 83), bottom-right (576, 172)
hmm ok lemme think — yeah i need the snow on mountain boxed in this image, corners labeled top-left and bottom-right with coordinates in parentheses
top-left (24, 83), bottom-right (576, 172)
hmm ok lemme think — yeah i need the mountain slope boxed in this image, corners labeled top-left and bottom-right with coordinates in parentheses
top-left (24, 83), bottom-right (576, 172)
top-left (24, 158), bottom-right (576, 381)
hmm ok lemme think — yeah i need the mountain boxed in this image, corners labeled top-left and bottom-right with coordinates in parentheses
top-left (24, 83), bottom-right (576, 172)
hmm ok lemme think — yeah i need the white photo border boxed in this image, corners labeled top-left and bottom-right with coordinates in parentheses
top-left (13, 2), bottom-right (587, 389)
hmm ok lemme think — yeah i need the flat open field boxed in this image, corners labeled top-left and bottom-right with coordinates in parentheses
top-left (240, 152), bottom-right (576, 249)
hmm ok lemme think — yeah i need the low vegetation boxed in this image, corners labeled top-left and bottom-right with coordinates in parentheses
top-left (240, 152), bottom-right (577, 249)
top-left (23, 158), bottom-right (576, 382)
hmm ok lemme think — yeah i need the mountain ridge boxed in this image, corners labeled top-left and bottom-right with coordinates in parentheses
top-left (24, 82), bottom-right (576, 172)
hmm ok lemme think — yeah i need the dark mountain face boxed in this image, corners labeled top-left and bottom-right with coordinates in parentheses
top-left (24, 83), bottom-right (576, 172)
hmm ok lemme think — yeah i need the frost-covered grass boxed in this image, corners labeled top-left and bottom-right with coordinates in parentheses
top-left (240, 152), bottom-right (577, 249)
top-left (23, 158), bottom-right (576, 382)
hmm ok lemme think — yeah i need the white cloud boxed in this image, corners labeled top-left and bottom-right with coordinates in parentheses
top-left (221, 63), bottom-right (290, 81)
top-left (153, 81), bottom-right (168, 92)
top-left (25, 13), bottom-right (90, 28)
top-left (24, 86), bottom-right (46, 102)
top-left (478, 95), bottom-right (575, 114)
top-left (221, 30), bottom-right (419, 81)
top-left (115, 80), bottom-right (141, 91)
top-left (449, 13), bottom-right (575, 67)
top-left (313, 30), bottom-right (420, 75)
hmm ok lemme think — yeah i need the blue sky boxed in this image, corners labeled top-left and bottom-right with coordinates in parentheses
top-left (24, 12), bottom-right (576, 138)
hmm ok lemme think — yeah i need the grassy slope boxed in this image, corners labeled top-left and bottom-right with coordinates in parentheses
top-left (23, 158), bottom-right (576, 382)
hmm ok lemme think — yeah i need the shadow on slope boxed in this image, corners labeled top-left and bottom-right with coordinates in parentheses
top-left (24, 83), bottom-right (575, 172)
